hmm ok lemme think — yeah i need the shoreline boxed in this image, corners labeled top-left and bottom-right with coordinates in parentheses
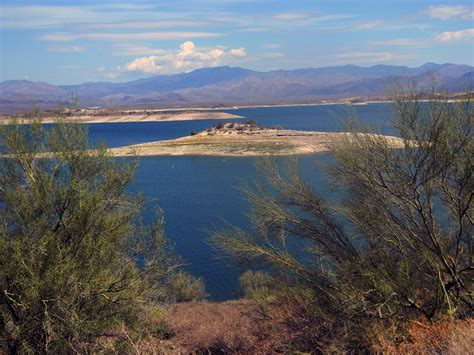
top-left (0, 111), bottom-right (243, 125)
top-left (110, 123), bottom-right (404, 157)
top-left (2, 97), bottom-right (468, 123)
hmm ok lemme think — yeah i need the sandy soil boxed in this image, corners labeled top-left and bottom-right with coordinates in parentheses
top-left (1, 111), bottom-right (242, 124)
top-left (110, 123), bottom-right (404, 157)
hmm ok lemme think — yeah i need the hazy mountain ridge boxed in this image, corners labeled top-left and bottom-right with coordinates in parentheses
top-left (1, 63), bottom-right (472, 113)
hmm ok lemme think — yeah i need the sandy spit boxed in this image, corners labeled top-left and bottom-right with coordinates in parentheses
top-left (1, 111), bottom-right (242, 124)
top-left (110, 123), bottom-right (405, 157)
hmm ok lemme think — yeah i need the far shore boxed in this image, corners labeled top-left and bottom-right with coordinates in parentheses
top-left (1, 94), bottom-right (469, 122)
top-left (0, 111), bottom-right (243, 125)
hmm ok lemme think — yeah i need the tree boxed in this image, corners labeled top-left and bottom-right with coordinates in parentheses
top-left (211, 87), bottom-right (473, 349)
top-left (0, 119), bottom-right (180, 352)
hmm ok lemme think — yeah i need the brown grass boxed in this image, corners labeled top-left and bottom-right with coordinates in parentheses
top-left (370, 317), bottom-right (474, 354)
top-left (162, 300), bottom-right (289, 353)
top-left (80, 301), bottom-right (473, 353)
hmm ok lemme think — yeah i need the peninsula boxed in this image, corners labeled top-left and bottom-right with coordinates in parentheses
top-left (110, 122), bottom-right (405, 157)
top-left (0, 109), bottom-right (242, 124)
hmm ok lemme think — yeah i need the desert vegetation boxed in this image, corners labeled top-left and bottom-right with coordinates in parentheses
top-left (211, 86), bottom-right (473, 351)
top-left (0, 119), bottom-right (205, 353)
top-left (0, 86), bottom-right (472, 353)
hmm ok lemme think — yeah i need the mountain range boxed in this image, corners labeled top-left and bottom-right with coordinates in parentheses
top-left (1, 63), bottom-right (472, 113)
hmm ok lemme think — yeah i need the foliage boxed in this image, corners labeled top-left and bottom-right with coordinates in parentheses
top-left (166, 271), bottom-right (207, 303)
top-left (0, 119), bottom-right (180, 352)
top-left (211, 87), bottom-right (473, 350)
top-left (239, 270), bottom-right (274, 300)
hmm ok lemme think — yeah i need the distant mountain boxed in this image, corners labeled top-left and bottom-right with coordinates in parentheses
top-left (1, 63), bottom-right (472, 113)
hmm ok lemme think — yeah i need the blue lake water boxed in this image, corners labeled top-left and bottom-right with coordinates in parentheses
top-left (87, 103), bottom-right (396, 300)
top-left (88, 103), bottom-right (396, 148)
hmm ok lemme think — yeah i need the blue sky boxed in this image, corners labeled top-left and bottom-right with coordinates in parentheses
top-left (1, 0), bottom-right (473, 84)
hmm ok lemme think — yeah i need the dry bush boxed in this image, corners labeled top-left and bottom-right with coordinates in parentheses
top-left (162, 298), bottom-right (355, 353)
top-left (370, 317), bottom-right (474, 354)
top-left (162, 300), bottom-right (289, 353)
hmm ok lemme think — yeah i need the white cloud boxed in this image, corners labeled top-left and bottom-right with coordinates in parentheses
top-left (82, 20), bottom-right (212, 30)
top-left (435, 28), bottom-right (474, 42)
top-left (126, 56), bottom-right (163, 74)
top-left (354, 20), bottom-right (383, 30)
top-left (368, 38), bottom-right (423, 46)
top-left (273, 12), bottom-right (312, 21)
top-left (427, 5), bottom-right (473, 20)
top-left (228, 47), bottom-right (246, 57)
top-left (125, 41), bottom-right (247, 74)
top-left (238, 27), bottom-right (267, 32)
top-left (314, 14), bottom-right (354, 21)
top-left (47, 45), bottom-right (86, 52)
top-left (0, 5), bottom-right (100, 29)
top-left (113, 44), bottom-right (168, 56)
top-left (272, 12), bottom-right (353, 23)
top-left (38, 31), bottom-right (222, 42)
top-left (336, 52), bottom-right (394, 63)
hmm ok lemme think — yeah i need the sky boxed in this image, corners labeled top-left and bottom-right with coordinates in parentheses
top-left (0, 0), bottom-right (473, 84)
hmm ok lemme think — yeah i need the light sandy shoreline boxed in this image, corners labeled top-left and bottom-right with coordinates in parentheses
top-left (110, 123), bottom-right (404, 157)
top-left (0, 111), bottom-right (242, 124)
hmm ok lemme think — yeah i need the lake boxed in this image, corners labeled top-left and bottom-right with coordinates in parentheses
top-left (88, 103), bottom-right (395, 300)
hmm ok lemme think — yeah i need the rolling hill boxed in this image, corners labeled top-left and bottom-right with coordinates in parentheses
top-left (0, 63), bottom-right (472, 113)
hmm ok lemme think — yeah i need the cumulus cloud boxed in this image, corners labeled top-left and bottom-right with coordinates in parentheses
top-left (427, 5), bottom-right (473, 20)
top-left (125, 41), bottom-right (247, 74)
top-left (126, 56), bottom-right (163, 73)
top-left (435, 28), bottom-right (474, 42)
top-left (228, 47), bottom-right (246, 57)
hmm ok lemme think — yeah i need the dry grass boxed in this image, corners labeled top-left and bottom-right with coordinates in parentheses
top-left (162, 300), bottom-right (473, 354)
top-left (162, 300), bottom-right (288, 353)
top-left (41, 301), bottom-right (472, 353)
top-left (370, 317), bottom-right (474, 354)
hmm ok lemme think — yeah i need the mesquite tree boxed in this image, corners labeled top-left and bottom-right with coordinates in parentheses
top-left (0, 119), bottom-right (178, 352)
top-left (212, 88), bottom-right (473, 333)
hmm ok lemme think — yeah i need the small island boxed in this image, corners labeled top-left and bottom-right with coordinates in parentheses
top-left (110, 122), bottom-right (405, 157)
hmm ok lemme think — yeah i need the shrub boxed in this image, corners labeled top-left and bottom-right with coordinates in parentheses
top-left (212, 87), bottom-right (473, 350)
top-left (239, 270), bottom-right (274, 300)
top-left (165, 271), bottom-right (207, 303)
top-left (0, 119), bottom-right (180, 352)
top-left (215, 122), bottom-right (225, 130)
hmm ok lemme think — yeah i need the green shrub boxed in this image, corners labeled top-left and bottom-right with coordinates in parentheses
top-left (0, 119), bottom-right (179, 352)
top-left (166, 271), bottom-right (207, 303)
top-left (239, 271), bottom-right (274, 300)
top-left (212, 87), bottom-right (473, 350)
